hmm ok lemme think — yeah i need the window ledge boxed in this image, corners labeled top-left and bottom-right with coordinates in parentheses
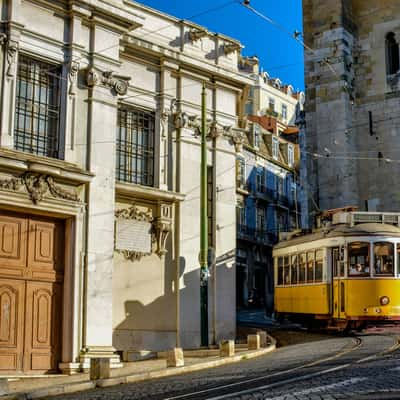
top-left (115, 181), bottom-right (185, 203)
top-left (0, 149), bottom-right (93, 183)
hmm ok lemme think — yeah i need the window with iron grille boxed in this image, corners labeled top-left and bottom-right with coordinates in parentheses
top-left (116, 107), bottom-right (155, 186)
top-left (14, 55), bottom-right (62, 158)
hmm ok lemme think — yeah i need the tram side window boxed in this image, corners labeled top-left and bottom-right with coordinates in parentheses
top-left (374, 242), bottom-right (394, 276)
top-left (315, 250), bottom-right (323, 282)
top-left (307, 251), bottom-right (314, 283)
top-left (299, 253), bottom-right (306, 283)
top-left (291, 255), bottom-right (298, 284)
top-left (348, 242), bottom-right (370, 276)
top-left (284, 256), bottom-right (290, 284)
top-left (277, 257), bottom-right (284, 285)
top-left (397, 244), bottom-right (400, 276)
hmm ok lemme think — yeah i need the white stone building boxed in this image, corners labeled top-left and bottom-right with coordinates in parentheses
top-left (0, 0), bottom-right (251, 374)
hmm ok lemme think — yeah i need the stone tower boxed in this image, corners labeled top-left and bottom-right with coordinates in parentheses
top-left (303, 0), bottom-right (400, 213)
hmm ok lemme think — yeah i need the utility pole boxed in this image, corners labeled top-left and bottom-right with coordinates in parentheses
top-left (200, 82), bottom-right (209, 347)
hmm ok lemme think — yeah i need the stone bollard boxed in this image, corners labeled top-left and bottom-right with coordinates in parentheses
top-left (219, 340), bottom-right (235, 357)
top-left (90, 358), bottom-right (111, 380)
top-left (247, 334), bottom-right (260, 350)
top-left (257, 330), bottom-right (268, 348)
top-left (0, 379), bottom-right (9, 396)
top-left (166, 348), bottom-right (184, 367)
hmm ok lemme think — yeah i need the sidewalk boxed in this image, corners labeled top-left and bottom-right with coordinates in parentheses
top-left (0, 333), bottom-right (276, 400)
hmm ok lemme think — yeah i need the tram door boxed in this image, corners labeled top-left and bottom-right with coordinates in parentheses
top-left (332, 247), bottom-right (346, 319)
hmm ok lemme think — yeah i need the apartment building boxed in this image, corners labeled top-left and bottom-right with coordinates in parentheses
top-left (235, 61), bottom-right (304, 312)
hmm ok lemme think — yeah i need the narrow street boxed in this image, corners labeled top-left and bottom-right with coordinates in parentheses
top-left (41, 320), bottom-right (400, 400)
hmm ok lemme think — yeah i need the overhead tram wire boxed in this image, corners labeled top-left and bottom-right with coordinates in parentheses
top-left (240, 1), bottom-right (349, 95)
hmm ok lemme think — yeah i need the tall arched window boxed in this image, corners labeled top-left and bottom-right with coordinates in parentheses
top-left (386, 32), bottom-right (400, 75)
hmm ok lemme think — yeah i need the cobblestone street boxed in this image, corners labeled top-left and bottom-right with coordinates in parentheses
top-left (40, 326), bottom-right (400, 400)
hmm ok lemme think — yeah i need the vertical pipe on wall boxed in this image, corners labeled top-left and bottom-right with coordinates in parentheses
top-left (200, 82), bottom-right (209, 347)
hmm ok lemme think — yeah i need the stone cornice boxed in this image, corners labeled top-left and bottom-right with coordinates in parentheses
top-left (122, 0), bottom-right (242, 47)
top-left (0, 149), bottom-right (93, 184)
top-left (122, 36), bottom-right (253, 88)
top-left (115, 182), bottom-right (185, 203)
top-left (23, 0), bottom-right (144, 33)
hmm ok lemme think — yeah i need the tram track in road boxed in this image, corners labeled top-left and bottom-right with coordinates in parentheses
top-left (163, 334), bottom-right (400, 400)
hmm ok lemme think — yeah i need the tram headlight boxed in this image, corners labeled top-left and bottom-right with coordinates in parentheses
top-left (380, 296), bottom-right (390, 306)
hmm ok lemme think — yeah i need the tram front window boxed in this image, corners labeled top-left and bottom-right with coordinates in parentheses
top-left (374, 242), bottom-right (394, 276)
top-left (348, 242), bottom-right (370, 276)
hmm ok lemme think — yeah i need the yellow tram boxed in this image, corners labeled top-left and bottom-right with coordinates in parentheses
top-left (273, 211), bottom-right (400, 330)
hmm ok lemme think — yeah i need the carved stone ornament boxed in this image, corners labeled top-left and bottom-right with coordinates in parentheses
top-left (161, 110), bottom-right (169, 139)
top-left (0, 177), bottom-right (21, 191)
top-left (115, 205), bottom-right (152, 222)
top-left (86, 67), bottom-right (130, 95)
top-left (115, 203), bottom-right (172, 262)
top-left (118, 250), bottom-right (150, 262)
top-left (209, 120), bottom-right (222, 139)
top-left (6, 42), bottom-right (18, 77)
top-left (173, 112), bottom-right (201, 135)
top-left (69, 62), bottom-right (80, 96)
top-left (208, 120), bottom-right (233, 140)
top-left (86, 67), bottom-right (99, 87)
top-left (23, 174), bottom-right (48, 204)
top-left (231, 130), bottom-right (245, 153)
top-left (154, 203), bottom-right (173, 258)
top-left (0, 173), bottom-right (80, 204)
top-left (173, 111), bottom-right (189, 129)
top-left (0, 33), bottom-right (7, 46)
top-left (115, 205), bottom-right (153, 262)
top-left (188, 28), bottom-right (208, 42)
top-left (223, 42), bottom-right (242, 56)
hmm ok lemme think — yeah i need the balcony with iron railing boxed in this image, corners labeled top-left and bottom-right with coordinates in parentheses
top-left (237, 224), bottom-right (278, 245)
top-left (242, 179), bottom-right (299, 210)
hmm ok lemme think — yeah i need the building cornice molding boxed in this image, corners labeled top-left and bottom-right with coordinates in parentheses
top-left (115, 182), bottom-right (185, 203)
top-left (122, 36), bottom-right (253, 88)
top-left (0, 150), bottom-right (94, 184)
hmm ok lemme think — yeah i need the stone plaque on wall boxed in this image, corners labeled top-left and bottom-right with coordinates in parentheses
top-left (115, 219), bottom-right (152, 253)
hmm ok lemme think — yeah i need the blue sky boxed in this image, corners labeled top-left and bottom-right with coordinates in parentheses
top-left (135, 0), bottom-right (304, 91)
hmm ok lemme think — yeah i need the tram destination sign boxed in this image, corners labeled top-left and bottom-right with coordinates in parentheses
top-left (115, 218), bottom-right (152, 253)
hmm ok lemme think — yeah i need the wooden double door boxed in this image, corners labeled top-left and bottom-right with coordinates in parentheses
top-left (0, 212), bottom-right (64, 373)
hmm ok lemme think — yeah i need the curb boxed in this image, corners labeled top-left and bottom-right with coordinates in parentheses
top-left (1, 336), bottom-right (276, 399)
top-left (97, 341), bottom-right (276, 388)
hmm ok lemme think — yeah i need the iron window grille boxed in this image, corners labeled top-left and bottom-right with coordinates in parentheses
top-left (116, 107), bottom-right (155, 186)
top-left (14, 55), bottom-right (62, 158)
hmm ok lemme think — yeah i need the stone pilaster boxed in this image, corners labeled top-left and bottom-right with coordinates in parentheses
top-left (80, 23), bottom-right (130, 369)
top-left (0, 24), bottom-right (23, 149)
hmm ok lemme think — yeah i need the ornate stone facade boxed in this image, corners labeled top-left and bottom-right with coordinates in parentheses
top-left (0, 0), bottom-right (251, 374)
top-left (0, 172), bottom-right (80, 204)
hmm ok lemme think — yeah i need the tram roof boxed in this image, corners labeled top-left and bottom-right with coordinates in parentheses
top-left (274, 223), bottom-right (400, 249)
